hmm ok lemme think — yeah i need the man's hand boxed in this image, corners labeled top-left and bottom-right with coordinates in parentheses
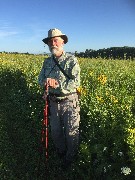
top-left (46, 78), bottom-right (59, 89)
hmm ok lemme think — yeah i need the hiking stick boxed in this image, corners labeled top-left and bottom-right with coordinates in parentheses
top-left (42, 83), bottom-right (49, 161)
top-left (36, 83), bottom-right (49, 179)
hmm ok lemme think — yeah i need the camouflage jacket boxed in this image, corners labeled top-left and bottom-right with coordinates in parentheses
top-left (38, 52), bottom-right (80, 95)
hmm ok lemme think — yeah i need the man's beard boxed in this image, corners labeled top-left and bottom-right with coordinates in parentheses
top-left (49, 46), bottom-right (63, 56)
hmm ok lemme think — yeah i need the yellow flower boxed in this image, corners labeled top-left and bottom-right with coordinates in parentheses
top-left (96, 96), bottom-right (104, 103)
top-left (114, 99), bottom-right (118, 103)
top-left (98, 74), bottom-right (107, 85)
top-left (110, 95), bottom-right (118, 103)
top-left (125, 105), bottom-right (130, 110)
top-left (128, 128), bottom-right (135, 134)
top-left (77, 86), bottom-right (87, 95)
top-left (89, 71), bottom-right (93, 76)
top-left (128, 128), bottom-right (135, 139)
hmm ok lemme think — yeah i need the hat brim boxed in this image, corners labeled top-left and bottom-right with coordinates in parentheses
top-left (42, 35), bottom-right (68, 44)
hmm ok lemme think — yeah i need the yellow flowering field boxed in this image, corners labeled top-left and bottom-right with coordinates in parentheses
top-left (0, 53), bottom-right (135, 179)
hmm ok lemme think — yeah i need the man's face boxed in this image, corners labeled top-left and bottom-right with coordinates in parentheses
top-left (48, 37), bottom-right (64, 56)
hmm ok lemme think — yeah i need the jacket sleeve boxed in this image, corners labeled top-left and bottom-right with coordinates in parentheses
top-left (60, 57), bottom-right (80, 94)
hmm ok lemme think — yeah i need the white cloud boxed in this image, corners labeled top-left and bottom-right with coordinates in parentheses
top-left (0, 20), bottom-right (19, 38)
top-left (0, 30), bottom-right (18, 37)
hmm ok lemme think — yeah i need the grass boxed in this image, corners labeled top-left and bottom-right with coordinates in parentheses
top-left (0, 53), bottom-right (135, 179)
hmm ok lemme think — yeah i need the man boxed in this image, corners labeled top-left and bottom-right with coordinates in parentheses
top-left (38, 28), bottom-right (80, 169)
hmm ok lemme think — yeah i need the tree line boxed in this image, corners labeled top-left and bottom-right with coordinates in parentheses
top-left (75, 46), bottom-right (135, 60)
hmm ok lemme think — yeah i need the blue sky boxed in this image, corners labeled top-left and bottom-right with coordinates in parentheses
top-left (0, 0), bottom-right (135, 54)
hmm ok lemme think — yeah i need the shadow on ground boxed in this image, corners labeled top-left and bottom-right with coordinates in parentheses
top-left (0, 69), bottom-right (46, 179)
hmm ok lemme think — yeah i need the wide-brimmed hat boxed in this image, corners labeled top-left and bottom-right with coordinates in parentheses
top-left (42, 28), bottom-right (68, 44)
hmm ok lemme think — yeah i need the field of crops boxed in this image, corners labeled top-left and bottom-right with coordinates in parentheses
top-left (0, 53), bottom-right (135, 180)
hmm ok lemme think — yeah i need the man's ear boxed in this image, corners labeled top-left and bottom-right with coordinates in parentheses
top-left (62, 40), bottom-right (64, 45)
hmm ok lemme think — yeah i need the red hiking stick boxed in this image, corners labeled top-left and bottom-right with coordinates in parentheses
top-left (36, 83), bottom-right (49, 178)
top-left (41, 83), bottom-right (49, 161)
